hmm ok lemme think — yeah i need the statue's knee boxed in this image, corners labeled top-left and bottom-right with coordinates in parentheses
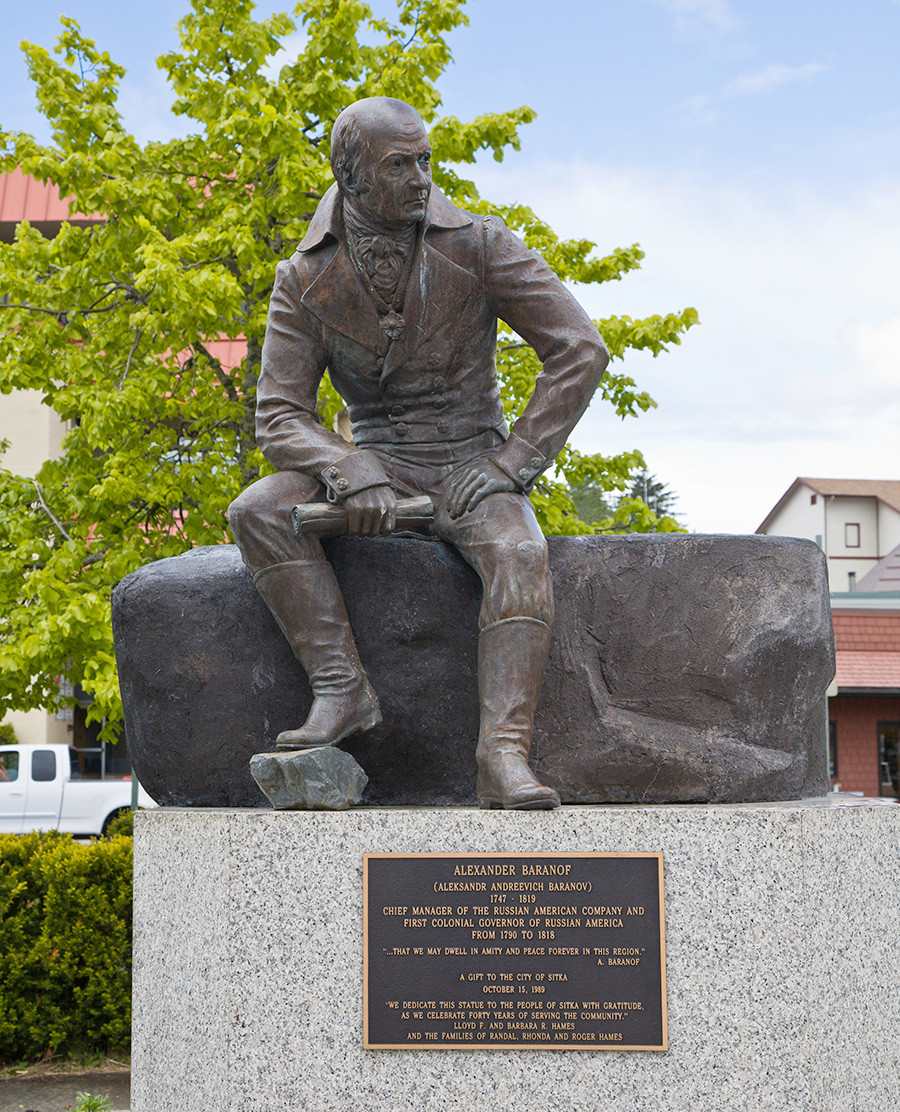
top-left (483, 538), bottom-right (553, 625)
top-left (226, 487), bottom-right (258, 547)
top-left (514, 537), bottom-right (549, 577)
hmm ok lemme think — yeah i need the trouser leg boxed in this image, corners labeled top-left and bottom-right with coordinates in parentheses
top-left (227, 472), bottom-right (380, 749)
top-left (433, 490), bottom-right (559, 809)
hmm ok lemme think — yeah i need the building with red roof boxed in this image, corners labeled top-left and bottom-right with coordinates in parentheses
top-left (760, 477), bottom-right (900, 798)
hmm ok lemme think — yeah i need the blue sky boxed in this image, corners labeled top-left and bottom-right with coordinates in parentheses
top-left (3, 0), bottom-right (899, 532)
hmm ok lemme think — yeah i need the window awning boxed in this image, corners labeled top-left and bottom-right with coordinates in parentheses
top-left (835, 651), bottom-right (900, 694)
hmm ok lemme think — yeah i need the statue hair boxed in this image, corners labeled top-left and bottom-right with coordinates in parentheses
top-left (331, 115), bottom-right (370, 198)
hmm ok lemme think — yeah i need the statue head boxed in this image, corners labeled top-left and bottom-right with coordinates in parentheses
top-left (331, 97), bottom-right (432, 227)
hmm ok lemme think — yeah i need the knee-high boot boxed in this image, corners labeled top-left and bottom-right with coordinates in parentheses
top-left (252, 559), bottom-right (381, 750)
top-left (475, 617), bottom-right (560, 810)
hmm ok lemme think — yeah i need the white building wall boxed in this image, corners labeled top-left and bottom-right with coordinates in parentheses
top-left (763, 485), bottom-right (827, 545)
top-left (2, 708), bottom-right (71, 746)
top-left (0, 390), bottom-right (66, 478)
top-left (761, 486), bottom-right (900, 591)
top-left (822, 496), bottom-right (880, 591)
top-left (1, 392), bottom-right (70, 742)
top-left (823, 495), bottom-right (878, 557)
top-left (878, 503), bottom-right (900, 556)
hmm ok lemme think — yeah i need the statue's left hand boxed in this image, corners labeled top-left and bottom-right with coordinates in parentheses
top-left (445, 459), bottom-right (517, 519)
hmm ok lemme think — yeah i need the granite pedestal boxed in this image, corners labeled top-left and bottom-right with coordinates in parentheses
top-left (132, 799), bottom-right (900, 1112)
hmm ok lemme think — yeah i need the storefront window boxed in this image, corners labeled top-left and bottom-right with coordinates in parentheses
top-left (828, 721), bottom-right (838, 780)
top-left (878, 722), bottom-right (899, 799)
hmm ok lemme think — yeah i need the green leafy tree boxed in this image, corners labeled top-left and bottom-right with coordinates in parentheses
top-left (0, 0), bottom-right (697, 731)
top-left (570, 469), bottom-right (682, 532)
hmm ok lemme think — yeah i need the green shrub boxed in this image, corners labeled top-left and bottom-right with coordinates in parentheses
top-left (75, 1093), bottom-right (113, 1112)
top-left (0, 722), bottom-right (17, 744)
top-left (0, 830), bottom-right (133, 1064)
top-left (103, 809), bottom-right (134, 840)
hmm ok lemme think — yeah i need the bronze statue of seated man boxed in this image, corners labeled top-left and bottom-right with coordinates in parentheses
top-left (228, 96), bottom-right (609, 810)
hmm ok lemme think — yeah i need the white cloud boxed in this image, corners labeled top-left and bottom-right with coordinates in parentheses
top-left (679, 62), bottom-right (827, 125)
top-left (648, 0), bottom-right (739, 33)
top-left (470, 160), bottom-right (900, 533)
top-left (724, 62), bottom-right (827, 98)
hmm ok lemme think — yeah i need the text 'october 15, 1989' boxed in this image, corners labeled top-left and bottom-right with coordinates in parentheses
top-left (363, 853), bottom-right (667, 1050)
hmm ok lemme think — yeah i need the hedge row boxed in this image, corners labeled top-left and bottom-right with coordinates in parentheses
top-left (0, 828), bottom-right (133, 1064)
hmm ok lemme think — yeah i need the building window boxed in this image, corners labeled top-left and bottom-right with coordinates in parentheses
top-left (878, 722), bottom-right (899, 799)
top-left (810, 494), bottom-right (817, 505)
top-left (828, 720), bottom-right (837, 780)
top-left (844, 522), bottom-right (860, 548)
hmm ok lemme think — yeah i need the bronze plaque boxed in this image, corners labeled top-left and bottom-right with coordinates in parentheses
top-left (364, 853), bottom-right (666, 1050)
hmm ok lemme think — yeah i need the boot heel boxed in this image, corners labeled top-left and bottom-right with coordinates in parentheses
top-left (360, 708), bottom-right (382, 732)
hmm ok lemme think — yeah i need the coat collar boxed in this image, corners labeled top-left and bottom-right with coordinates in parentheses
top-left (298, 185), bottom-right (477, 376)
top-left (297, 183), bottom-right (471, 253)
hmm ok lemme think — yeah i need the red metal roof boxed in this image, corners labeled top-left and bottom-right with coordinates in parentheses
top-left (832, 611), bottom-right (900, 652)
top-left (0, 168), bottom-right (96, 225)
top-left (198, 337), bottom-right (247, 370)
top-left (836, 651), bottom-right (900, 691)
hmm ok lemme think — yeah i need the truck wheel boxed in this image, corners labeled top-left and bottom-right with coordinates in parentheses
top-left (102, 808), bottom-right (132, 838)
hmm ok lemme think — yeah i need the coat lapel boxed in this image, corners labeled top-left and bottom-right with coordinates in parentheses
top-left (297, 183), bottom-right (478, 366)
top-left (299, 243), bottom-right (384, 354)
top-left (381, 239), bottom-right (478, 380)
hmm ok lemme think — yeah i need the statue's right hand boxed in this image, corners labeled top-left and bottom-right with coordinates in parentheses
top-left (343, 485), bottom-right (398, 537)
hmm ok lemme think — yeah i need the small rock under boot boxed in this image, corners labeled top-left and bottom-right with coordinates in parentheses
top-left (250, 747), bottom-right (368, 810)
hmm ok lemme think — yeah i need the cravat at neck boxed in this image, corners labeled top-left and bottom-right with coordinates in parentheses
top-left (343, 201), bottom-right (419, 341)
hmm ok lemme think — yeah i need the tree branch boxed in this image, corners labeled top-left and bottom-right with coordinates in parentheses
top-left (118, 328), bottom-right (143, 389)
top-left (192, 341), bottom-right (240, 403)
top-left (2, 303), bottom-right (66, 318)
top-left (32, 481), bottom-right (74, 543)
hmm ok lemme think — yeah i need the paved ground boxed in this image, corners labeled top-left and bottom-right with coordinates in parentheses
top-left (0, 1071), bottom-right (130, 1112)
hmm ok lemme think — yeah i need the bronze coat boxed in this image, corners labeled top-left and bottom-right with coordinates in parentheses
top-left (256, 184), bottom-right (609, 499)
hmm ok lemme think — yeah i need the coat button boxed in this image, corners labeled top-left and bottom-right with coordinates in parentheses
top-left (328, 467), bottom-right (339, 478)
top-left (518, 468), bottom-right (531, 481)
top-left (391, 403), bottom-right (405, 416)
top-left (395, 423), bottom-right (409, 436)
top-left (427, 353), bottom-right (440, 367)
top-left (530, 457), bottom-right (543, 469)
top-left (336, 477), bottom-right (349, 490)
top-left (385, 383), bottom-right (398, 396)
top-left (432, 375), bottom-right (445, 390)
top-left (436, 418), bottom-right (449, 433)
top-left (433, 396), bottom-right (448, 410)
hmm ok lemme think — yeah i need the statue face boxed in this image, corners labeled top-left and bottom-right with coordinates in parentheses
top-left (353, 116), bottom-right (432, 226)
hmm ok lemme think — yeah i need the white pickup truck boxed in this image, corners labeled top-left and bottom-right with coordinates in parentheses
top-left (0, 743), bottom-right (155, 836)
